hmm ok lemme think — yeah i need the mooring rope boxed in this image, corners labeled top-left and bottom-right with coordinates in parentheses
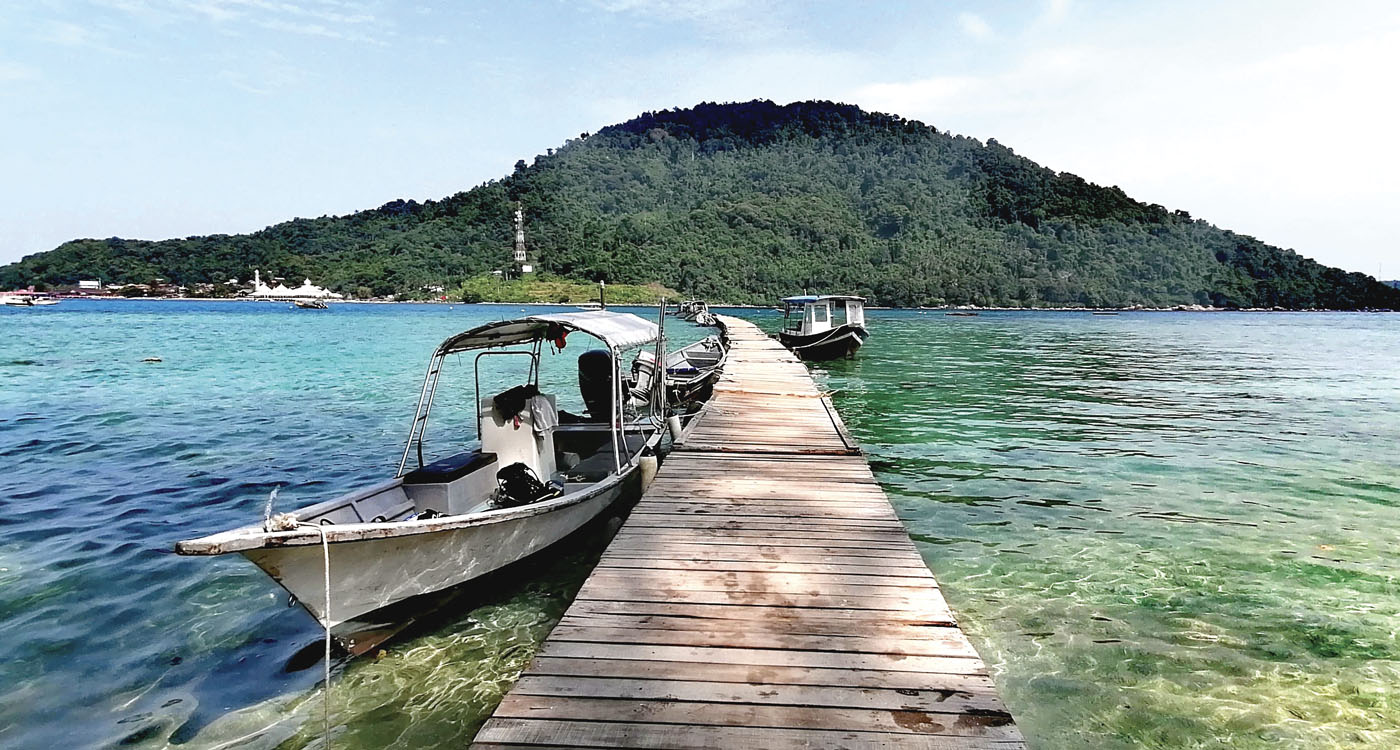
top-left (299, 522), bottom-right (333, 749)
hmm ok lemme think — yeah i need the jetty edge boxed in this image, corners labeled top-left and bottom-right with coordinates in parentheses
top-left (472, 314), bottom-right (1024, 749)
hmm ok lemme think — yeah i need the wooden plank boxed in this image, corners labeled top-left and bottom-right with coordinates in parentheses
top-left (563, 599), bottom-right (955, 626)
top-left (556, 611), bottom-right (957, 638)
top-left (595, 557), bottom-right (939, 579)
top-left (583, 568), bottom-right (940, 592)
top-left (522, 656), bottom-right (993, 693)
top-left (545, 624), bottom-right (978, 658)
top-left (474, 719), bottom-right (1027, 749)
top-left (508, 674), bottom-right (1008, 713)
top-left (492, 695), bottom-right (1020, 739)
top-left (600, 542), bottom-right (929, 563)
top-left (570, 587), bottom-right (956, 618)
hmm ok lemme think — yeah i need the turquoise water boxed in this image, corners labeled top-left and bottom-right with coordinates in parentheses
top-left (1, 301), bottom-right (1397, 748)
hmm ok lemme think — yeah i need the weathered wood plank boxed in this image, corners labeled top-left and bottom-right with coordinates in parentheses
top-left (595, 557), bottom-right (938, 578)
top-left (508, 674), bottom-right (1008, 713)
top-left (492, 695), bottom-right (1021, 738)
top-left (562, 599), bottom-right (956, 626)
top-left (521, 656), bottom-right (993, 693)
top-left (545, 624), bottom-right (979, 658)
top-left (475, 718), bottom-right (1027, 749)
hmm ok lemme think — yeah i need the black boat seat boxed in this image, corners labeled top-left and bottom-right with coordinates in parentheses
top-left (403, 451), bottom-right (498, 485)
top-left (562, 435), bottom-right (650, 481)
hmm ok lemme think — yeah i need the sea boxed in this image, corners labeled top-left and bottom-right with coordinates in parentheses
top-left (1, 299), bottom-right (1397, 749)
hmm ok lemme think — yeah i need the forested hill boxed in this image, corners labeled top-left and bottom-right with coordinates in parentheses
top-left (4, 100), bottom-right (1396, 309)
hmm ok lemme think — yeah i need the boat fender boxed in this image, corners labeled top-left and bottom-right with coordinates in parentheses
top-left (666, 414), bottom-right (684, 441)
top-left (639, 453), bottom-right (659, 491)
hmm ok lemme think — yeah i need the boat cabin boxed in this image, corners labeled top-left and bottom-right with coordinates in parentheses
top-left (782, 295), bottom-right (865, 337)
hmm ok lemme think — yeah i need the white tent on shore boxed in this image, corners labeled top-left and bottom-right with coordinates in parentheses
top-left (249, 270), bottom-right (344, 299)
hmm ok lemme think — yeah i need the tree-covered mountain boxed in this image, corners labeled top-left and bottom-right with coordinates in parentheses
top-left (4, 100), bottom-right (1396, 309)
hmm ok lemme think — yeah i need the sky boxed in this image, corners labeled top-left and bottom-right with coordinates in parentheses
top-left (1, 0), bottom-right (1397, 276)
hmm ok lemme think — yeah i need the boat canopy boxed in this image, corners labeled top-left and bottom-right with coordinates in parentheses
top-left (436, 311), bottom-right (659, 355)
top-left (782, 294), bottom-right (865, 304)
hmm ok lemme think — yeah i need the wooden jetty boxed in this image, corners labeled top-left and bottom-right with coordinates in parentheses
top-left (473, 316), bottom-right (1023, 749)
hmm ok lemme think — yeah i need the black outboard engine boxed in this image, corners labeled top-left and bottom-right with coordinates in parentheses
top-left (577, 349), bottom-right (613, 421)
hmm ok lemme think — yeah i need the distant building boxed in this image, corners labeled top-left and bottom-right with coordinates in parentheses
top-left (78, 280), bottom-right (102, 290)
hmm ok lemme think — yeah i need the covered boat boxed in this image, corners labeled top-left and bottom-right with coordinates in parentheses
top-left (176, 311), bottom-right (668, 647)
top-left (777, 295), bottom-right (869, 360)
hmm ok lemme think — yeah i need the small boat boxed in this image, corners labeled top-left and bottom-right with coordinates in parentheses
top-left (176, 311), bottom-right (670, 647)
top-left (293, 299), bottom-right (329, 309)
top-left (945, 311), bottom-right (979, 317)
top-left (673, 300), bottom-right (706, 320)
top-left (632, 334), bottom-right (727, 405)
top-left (1092, 311), bottom-right (1120, 316)
top-left (1, 293), bottom-right (35, 307)
top-left (777, 295), bottom-right (868, 360)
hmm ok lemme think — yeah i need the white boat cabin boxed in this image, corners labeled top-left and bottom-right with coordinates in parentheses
top-left (782, 295), bottom-right (866, 336)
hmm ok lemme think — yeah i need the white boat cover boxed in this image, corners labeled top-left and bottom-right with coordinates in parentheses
top-left (438, 310), bottom-right (658, 354)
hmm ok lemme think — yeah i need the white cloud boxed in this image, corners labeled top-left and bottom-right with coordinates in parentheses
top-left (92, 0), bottom-right (384, 41)
top-left (589, 0), bottom-right (787, 43)
top-left (958, 12), bottom-right (992, 40)
top-left (856, 75), bottom-right (981, 119)
top-left (1042, 0), bottom-right (1070, 24)
top-left (0, 62), bottom-right (41, 82)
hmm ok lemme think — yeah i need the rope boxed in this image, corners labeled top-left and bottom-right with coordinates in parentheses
top-left (299, 522), bottom-right (333, 749)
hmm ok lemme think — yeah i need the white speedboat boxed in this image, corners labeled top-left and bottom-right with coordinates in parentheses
top-left (176, 311), bottom-right (669, 645)
top-left (1, 293), bottom-right (34, 306)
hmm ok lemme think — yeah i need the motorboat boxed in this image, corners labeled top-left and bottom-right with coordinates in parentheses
top-left (777, 295), bottom-right (869, 360)
top-left (2, 293), bottom-right (35, 306)
top-left (632, 334), bottom-right (727, 405)
top-left (673, 299), bottom-right (717, 326)
top-left (293, 299), bottom-right (329, 309)
top-left (176, 311), bottom-right (670, 647)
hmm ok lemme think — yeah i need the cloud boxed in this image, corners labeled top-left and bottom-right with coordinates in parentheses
top-left (588, 0), bottom-right (788, 43)
top-left (91, 0), bottom-right (386, 42)
top-left (957, 12), bottom-right (992, 40)
top-left (44, 21), bottom-right (104, 47)
top-left (0, 62), bottom-right (41, 82)
top-left (1042, 0), bottom-right (1070, 24)
top-left (856, 75), bottom-right (981, 118)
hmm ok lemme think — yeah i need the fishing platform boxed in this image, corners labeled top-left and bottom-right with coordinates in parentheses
top-left (473, 315), bottom-right (1024, 748)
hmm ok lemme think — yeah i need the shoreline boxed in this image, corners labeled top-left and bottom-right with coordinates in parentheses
top-left (36, 296), bottom-right (1395, 313)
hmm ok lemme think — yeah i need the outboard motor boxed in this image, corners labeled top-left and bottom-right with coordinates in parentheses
top-left (577, 349), bottom-right (613, 421)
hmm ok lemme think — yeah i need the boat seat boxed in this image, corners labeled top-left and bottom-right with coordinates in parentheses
top-left (562, 434), bottom-right (650, 481)
top-left (402, 451), bottom-right (498, 485)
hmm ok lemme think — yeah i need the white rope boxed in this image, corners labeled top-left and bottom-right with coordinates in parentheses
top-left (300, 522), bottom-right (332, 749)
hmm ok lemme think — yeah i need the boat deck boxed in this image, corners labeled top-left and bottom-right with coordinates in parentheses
top-left (472, 315), bottom-right (1024, 749)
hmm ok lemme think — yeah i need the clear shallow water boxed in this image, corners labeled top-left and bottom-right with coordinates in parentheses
top-left (2, 301), bottom-right (1397, 748)
top-left (786, 310), bottom-right (1400, 749)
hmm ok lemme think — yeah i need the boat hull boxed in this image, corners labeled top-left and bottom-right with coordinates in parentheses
top-left (240, 471), bottom-right (635, 630)
top-left (778, 324), bottom-right (868, 360)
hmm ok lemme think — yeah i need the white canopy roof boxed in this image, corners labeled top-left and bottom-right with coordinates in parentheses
top-left (437, 310), bottom-right (659, 354)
